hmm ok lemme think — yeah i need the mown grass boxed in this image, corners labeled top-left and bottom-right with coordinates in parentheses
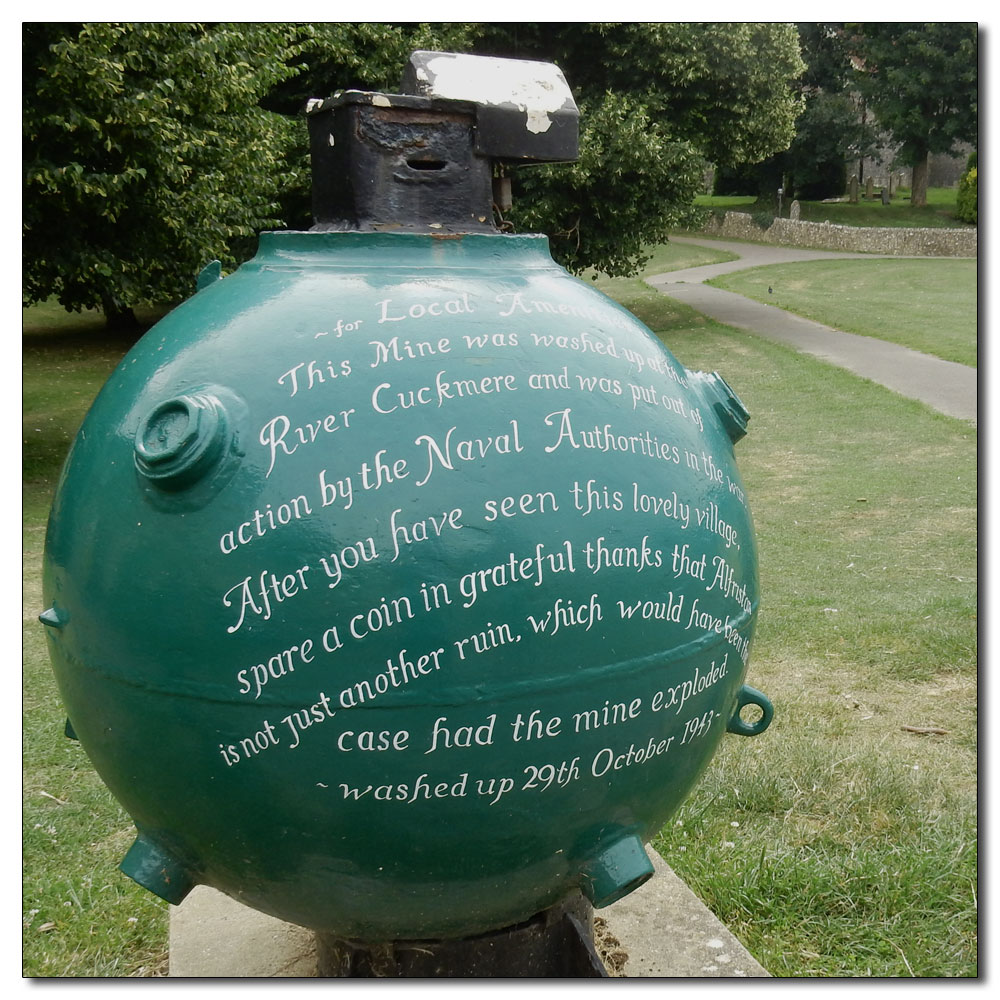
top-left (23, 311), bottom-right (169, 977)
top-left (693, 194), bottom-right (757, 209)
top-left (796, 186), bottom-right (967, 229)
top-left (695, 186), bottom-right (969, 229)
top-left (706, 258), bottom-right (978, 368)
top-left (621, 238), bottom-right (739, 275)
top-left (24, 243), bottom-right (977, 976)
top-left (593, 269), bottom-right (977, 977)
top-left (694, 194), bottom-right (757, 211)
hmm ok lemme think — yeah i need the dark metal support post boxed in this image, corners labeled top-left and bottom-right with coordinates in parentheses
top-left (314, 892), bottom-right (608, 977)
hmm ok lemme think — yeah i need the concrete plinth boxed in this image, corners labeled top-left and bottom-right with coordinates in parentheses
top-left (168, 846), bottom-right (769, 978)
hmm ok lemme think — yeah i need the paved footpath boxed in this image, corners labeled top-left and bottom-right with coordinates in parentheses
top-left (646, 236), bottom-right (977, 424)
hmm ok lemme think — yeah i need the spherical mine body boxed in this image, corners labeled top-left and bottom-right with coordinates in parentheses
top-left (42, 231), bottom-right (763, 940)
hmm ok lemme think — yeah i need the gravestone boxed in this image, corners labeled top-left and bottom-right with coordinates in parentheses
top-left (881, 187), bottom-right (890, 206)
top-left (848, 175), bottom-right (859, 203)
top-left (789, 199), bottom-right (801, 220)
top-left (865, 177), bottom-right (874, 200)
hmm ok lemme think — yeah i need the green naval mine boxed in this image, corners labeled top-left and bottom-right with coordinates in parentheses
top-left (40, 51), bottom-right (771, 941)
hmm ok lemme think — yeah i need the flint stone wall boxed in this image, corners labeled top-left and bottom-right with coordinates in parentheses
top-left (701, 211), bottom-right (977, 257)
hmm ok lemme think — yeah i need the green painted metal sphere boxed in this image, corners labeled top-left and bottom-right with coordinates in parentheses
top-left (42, 231), bottom-right (769, 940)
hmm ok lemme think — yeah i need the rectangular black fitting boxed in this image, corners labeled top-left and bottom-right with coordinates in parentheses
top-left (306, 51), bottom-right (579, 233)
top-left (307, 92), bottom-right (494, 233)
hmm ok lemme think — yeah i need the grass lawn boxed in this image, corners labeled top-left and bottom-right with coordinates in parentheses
top-left (23, 256), bottom-right (977, 976)
top-left (591, 271), bottom-right (977, 977)
top-left (695, 187), bottom-right (970, 230)
top-left (706, 258), bottom-right (978, 368)
top-left (661, 339), bottom-right (975, 977)
top-left (23, 313), bottom-right (169, 977)
top-left (600, 239), bottom-right (739, 276)
top-left (694, 195), bottom-right (757, 210)
top-left (602, 280), bottom-right (977, 977)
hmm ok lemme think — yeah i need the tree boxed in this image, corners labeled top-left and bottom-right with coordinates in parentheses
top-left (24, 22), bottom-right (808, 317)
top-left (786, 93), bottom-right (870, 199)
top-left (463, 23), bottom-right (806, 274)
top-left (505, 92), bottom-right (705, 277)
top-left (476, 23), bottom-right (805, 163)
top-left (23, 22), bottom-right (307, 326)
top-left (714, 23), bottom-right (879, 204)
top-left (263, 22), bottom-right (482, 113)
top-left (264, 22), bottom-right (805, 275)
top-left (848, 23), bottom-right (978, 207)
top-left (956, 164), bottom-right (977, 224)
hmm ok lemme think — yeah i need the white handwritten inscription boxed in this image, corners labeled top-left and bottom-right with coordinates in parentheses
top-left (260, 409), bottom-right (355, 478)
top-left (414, 420), bottom-right (524, 487)
top-left (372, 370), bottom-right (517, 414)
top-left (223, 565), bottom-right (312, 633)
top-left (211, 280), bottom-right (757, 809)
top-left (376, 293), bottom-right (474, 325)
top-left (217, 659), bottom-right (732, 807)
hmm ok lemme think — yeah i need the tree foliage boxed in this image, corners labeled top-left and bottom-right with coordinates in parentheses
top-left (955, 166), bottom-right (977, 224)
top-left (23, 22), bottom-right (307, 323)
top-left (783, 89), bottom-right (878, 199)
top-left (715, 23), bottom-right (879, 203)
top-left (506, 93), bottom-right (704, 277)
top-left (848, 23), bottom-right (978, 207)
top-left (469, 23), bottom-right (805, 166)
top-left (264, 22), bottom-right (481, 113)
top-left (461, 23), bottom-right (805, 273)
top-left (23, 21), bottom-right (808, 317)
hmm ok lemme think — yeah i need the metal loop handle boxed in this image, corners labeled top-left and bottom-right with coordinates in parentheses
top-left (726, 684), bottom-right (774, 737)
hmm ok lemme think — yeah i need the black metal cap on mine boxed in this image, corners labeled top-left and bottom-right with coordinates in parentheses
top-left (305, 51), bottom-right (579, 233)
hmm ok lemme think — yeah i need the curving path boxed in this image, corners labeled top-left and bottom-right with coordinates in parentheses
top-left (645, 236), bottom-right (977, 424)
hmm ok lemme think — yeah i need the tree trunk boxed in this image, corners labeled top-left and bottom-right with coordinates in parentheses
top-left (910, 151), bottom-right (930, 207)
top-left (752, 159), bottom-right (785, 210)
top-left (101, 298), bottom-right (141, 332)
